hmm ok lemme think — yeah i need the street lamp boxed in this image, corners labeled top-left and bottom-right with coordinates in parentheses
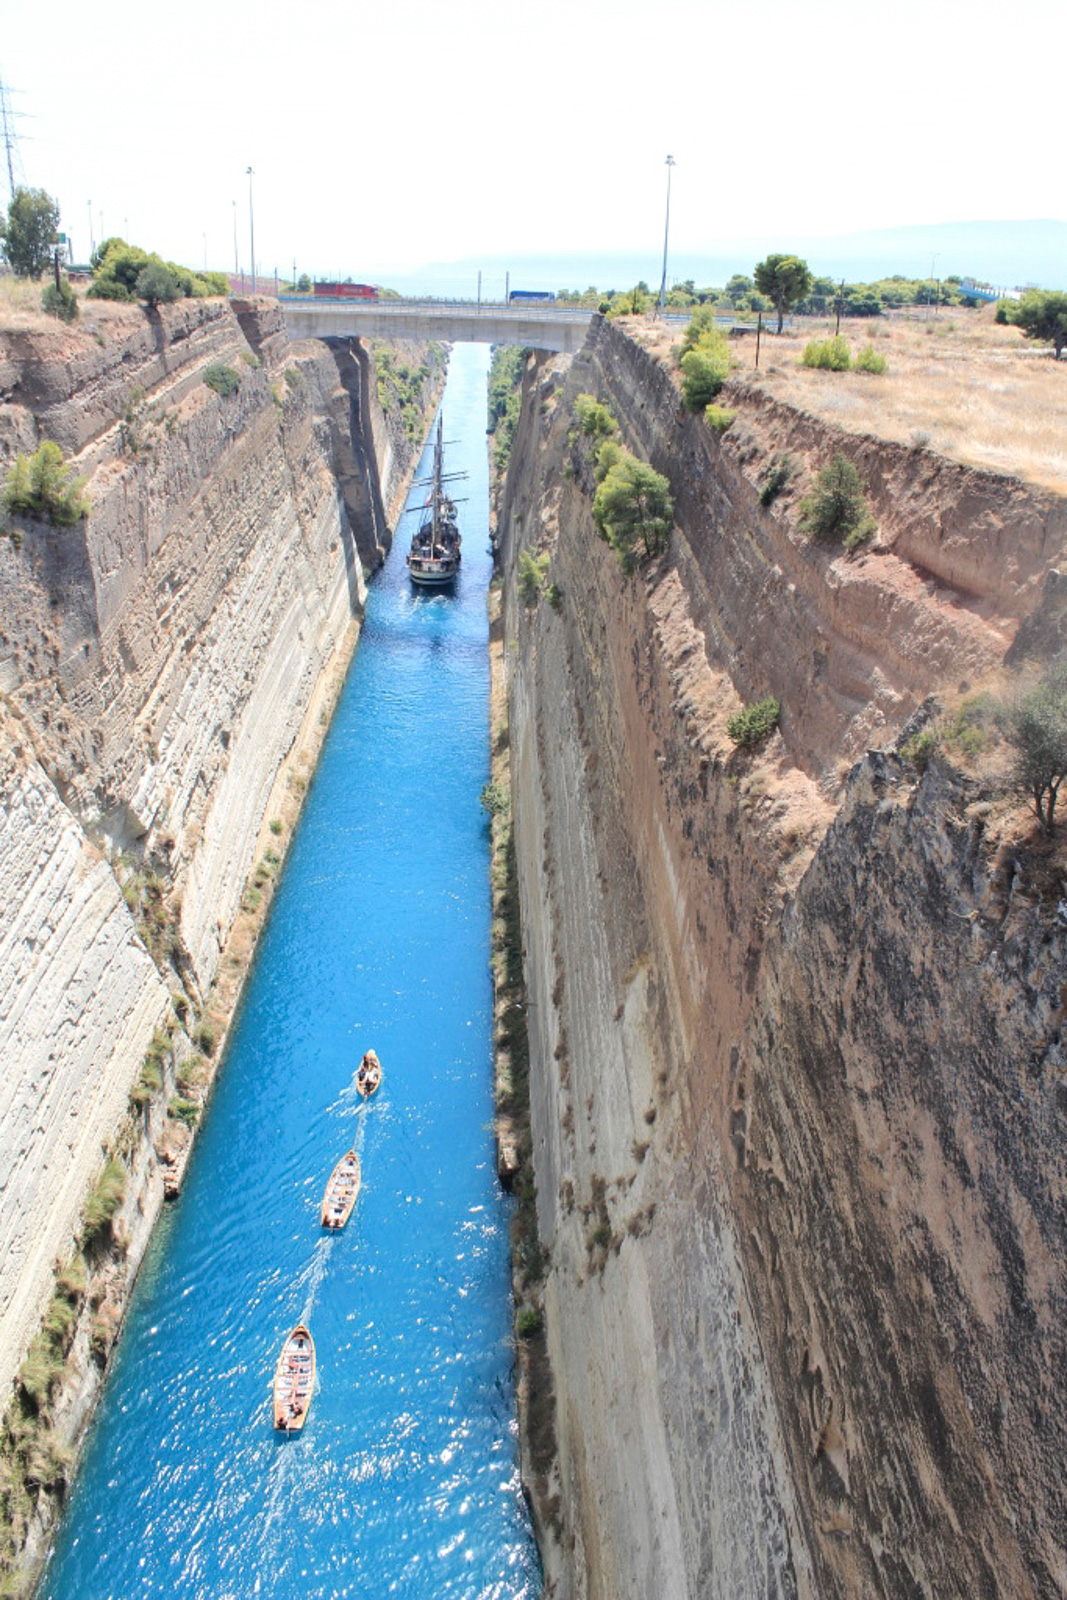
top-left (657, 155), bottom-right (676, 317)
top-left (247, 166), bottom-right (255, 294)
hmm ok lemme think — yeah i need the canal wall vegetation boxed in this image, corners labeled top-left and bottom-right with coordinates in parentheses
top-left (0, 296), bottom-right (444, 1592)
top-left (496, 316), bottom-right (1067, 1599)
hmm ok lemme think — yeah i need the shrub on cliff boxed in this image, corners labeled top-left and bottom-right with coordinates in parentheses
top-left (727, 695), bottom-right (781, 748)
top-left (1005, 661), bottom-right (1067, 832)
top-left (799, 454), bottom-right (876, 550)
top-left (204, 363), bottom-right (241, 398)
top-left (759, 453), bottom-right (795, 506)
top-left (3, 441), bottom-right (90, 526)
top-left (89, 241), bottom-right (225, 304)
top-left (680, 339), bottom-right (729, 410)
top-left (136, 263), bottom-right (182, 307)
top-left (680, 305), bottom-right (721, 355)
top-left (518, 549), bottom-right (550, 607)
top-left (593, 450), bottom-right (673, 572)
top-left (41, 278), bottom-right (78, 323)
top-left (574, 393), bottom-right (617, 440)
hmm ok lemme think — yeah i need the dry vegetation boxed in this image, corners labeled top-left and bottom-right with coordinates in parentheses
top-left (0, 275), bottom-right (155, 337)
top-left (633, 307), bottom-right (1067, 496)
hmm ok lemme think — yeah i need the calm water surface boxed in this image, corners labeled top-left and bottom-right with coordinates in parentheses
top-left (42, 343), bottom-right (540, 1600)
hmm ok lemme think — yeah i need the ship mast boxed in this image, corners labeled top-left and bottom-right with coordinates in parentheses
top-left (432, 414), bottom-right (443, 558)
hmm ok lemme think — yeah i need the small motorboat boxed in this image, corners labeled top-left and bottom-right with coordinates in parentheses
top-left (321, 1149), bottom-right (361, 1231)
top-left (356, 1049), bottom-right (382, 1100)
top-left (273, 1323), bottom-right (315, 1433)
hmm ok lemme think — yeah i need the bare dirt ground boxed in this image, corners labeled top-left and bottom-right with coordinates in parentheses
top-left (629, 306), bottom-right (1067, 496)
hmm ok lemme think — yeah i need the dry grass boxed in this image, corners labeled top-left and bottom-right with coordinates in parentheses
top-left (0, 274), bottom-right (136, 337)
top-left (750, 311), bottom-right (1067, 493)
top-left (640, 306), bottom-right (1067, 496)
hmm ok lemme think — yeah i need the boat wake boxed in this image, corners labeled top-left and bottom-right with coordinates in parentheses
top-left (299, 1235), bottom-right (332, 1327)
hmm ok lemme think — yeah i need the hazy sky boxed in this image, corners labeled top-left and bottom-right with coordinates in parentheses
top-left (2, 0), bottom-right (1063, 284)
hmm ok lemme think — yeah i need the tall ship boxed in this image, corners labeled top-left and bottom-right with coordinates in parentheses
top-left (407, 415), bottom-right (463, 586)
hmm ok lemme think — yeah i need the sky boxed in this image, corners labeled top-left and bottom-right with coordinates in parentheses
top-left (1, 0), bottom-right (1064, 291)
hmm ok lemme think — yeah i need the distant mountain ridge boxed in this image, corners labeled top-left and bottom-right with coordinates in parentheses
top-left (381, 220), bottom-right (1066, 300)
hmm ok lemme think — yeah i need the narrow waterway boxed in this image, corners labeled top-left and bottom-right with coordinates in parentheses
top-left (41, 343), bottom-right (540, 1600)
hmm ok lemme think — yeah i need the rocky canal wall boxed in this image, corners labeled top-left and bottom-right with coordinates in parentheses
top-left (498, 319), bottom-right (1067, 1600)
top-left (0, 296), bottom-right (443, 1466)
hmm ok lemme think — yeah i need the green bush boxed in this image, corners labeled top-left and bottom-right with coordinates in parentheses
top-left (594, 437), bottom-right (624, 485)
top-left (136, 263), bottom-right (182, 306)
top-left (168, 1097), bottom-right (199, 1127)
top-left (2, 440), bottom-right (90, 526)
top-left (759, 453), bottom-right (794, 507)
top-left (518, 549), bottom-right (549, 607)
top-left (593, 450), bottom-right (674, 572)
top-left (705, 404), bottom-right (736, 432)
top-left (680, 332), bottom-right (730, 411)
top-left (801, 336), bottom-right (852, 371)
top-left (574, 393), bottom-right (617, 439)
top-left (799, 455), bottom-right (876, 549)
top-left (204, 364), bottom-right (240, 398)
top-left (480, 779), bottom-right (510, 816)
top-left (727, 695), bottom-right (781, 747)
top-left (517, 1306), bottom-right (543, 1339)
top-left (86, 275), bottom-right (132, 301)
top-left (41, 279), bottom-right (78, 323)
top-left (901, 727), bottom-right (937, 770)
top-left (942, 694), bottom-right (996, 760)
top-left (284, 366), bottom-right (305, 394)
top-left (680, 305), bottom-right (721, 355)
top-left (854, 344), bottom-right (887, 374)
top-left (197, 1022), bottom-right (217, 1056)
top-left (83, 1159), bottom-right (126, 1242)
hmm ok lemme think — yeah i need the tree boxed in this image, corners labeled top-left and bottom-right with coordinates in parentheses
top-left (0, 187), bottom-right (60, 279)
top-left (593, 451), bottom-right (674, 571)
top-left (753, 253), bottom-right (813, 333)
top-left (725, 274), bottom-right (753, 306)
top-left (90, 236), bottom-right (127, 272)
top-left (1006, 662), bottom-right (1067, 831)
top-left (799, 454), bottom-right (876, 550)
top-left (1008, 290), bottom-right (1067, 359)
top-left (135, 263), bottom-right (182, 307)
top-left (680, 342), bottom-right (729, 410)
top-left (296, 273), bottom-right (311, 292)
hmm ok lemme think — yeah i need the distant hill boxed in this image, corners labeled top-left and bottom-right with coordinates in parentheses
top-left (385, 221), bottom-right (1066, 300)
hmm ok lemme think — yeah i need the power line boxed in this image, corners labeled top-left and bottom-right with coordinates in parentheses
top-left (0, 78), bottom-right (26, 198)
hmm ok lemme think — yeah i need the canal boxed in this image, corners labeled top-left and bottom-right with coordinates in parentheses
top-left (41, 343), bottom-right (541, 1599)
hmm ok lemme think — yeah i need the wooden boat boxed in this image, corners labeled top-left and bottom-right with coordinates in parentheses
top-left (407, 415), bottom-right (463, 586)
top-left (321, 1148), bottom-right (361, 1230)
top-left (273, 1323), bottom-right (315, 1433)
top-left (356, 1049), bottom-right (382, 1100)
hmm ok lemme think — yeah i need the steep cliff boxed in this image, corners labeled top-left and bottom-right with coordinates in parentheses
top-left (0, 297), bottom-right (443, 1451)
top-left (498, 319), bottom-right (1066, 1600)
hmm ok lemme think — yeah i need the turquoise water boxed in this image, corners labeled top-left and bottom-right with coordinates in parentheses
top-left (41, 344), bottom-right (540, 1600)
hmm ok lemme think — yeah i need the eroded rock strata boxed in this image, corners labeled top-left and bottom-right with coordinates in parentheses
top-left (498, 319), bottom-right (1066, 1600)
top-left (0, 299), bottom-right (442, 1464)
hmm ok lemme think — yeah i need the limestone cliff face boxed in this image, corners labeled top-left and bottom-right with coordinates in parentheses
top-left (499, 320), bottom-right (1066, 1600)
top-left (0, 298), bottom-right (442, 1406)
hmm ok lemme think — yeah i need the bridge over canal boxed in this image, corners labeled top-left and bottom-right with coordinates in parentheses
top-left (279, 296), bottom-right (595, 351)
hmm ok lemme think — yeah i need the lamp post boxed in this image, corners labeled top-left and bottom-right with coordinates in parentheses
top-left (657, 154), bottom-right (676, 318)
top-left (87, 199), bottom-right (94, 259)
top-left (247, 166), bottom-right (255, 294)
